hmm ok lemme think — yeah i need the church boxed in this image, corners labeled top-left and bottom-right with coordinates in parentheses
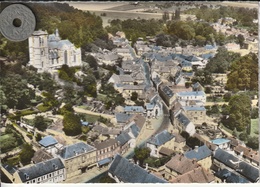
top-left (28, 29), bottom-right (82, 72)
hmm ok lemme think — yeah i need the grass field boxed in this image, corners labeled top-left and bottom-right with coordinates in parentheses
top-left (250, 118), bottom-right (259, 137)
top-left (81, 114), bottom-right (100, 123)
top-left (37, 104), bottom-right (51, 112)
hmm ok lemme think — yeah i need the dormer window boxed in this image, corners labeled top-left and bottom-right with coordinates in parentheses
top-left (24, 173), bottom-right (29, 180)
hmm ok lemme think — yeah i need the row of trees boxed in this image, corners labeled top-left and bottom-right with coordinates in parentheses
top-left (184, 5), bottom-right (257, 28)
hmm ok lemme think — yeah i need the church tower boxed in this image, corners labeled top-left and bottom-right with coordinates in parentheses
top-left (28, 30), bottom-right (49, 72)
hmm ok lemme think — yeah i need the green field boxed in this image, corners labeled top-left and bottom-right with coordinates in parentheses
top-left (37, 104), bottom-right (51, 112)
top-left (250, 118), bottom-right (259, 137)
top-left (80, 114), bottom-right (100, 123)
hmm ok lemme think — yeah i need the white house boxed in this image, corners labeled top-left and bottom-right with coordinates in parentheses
top-left (177, 91), bottom-right (206, 104)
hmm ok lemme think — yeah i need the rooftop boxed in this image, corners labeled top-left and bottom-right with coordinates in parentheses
top-left (184, 145), bottom-right (212, 161)
top-left (94, 139), bottom-right (118, 150)
top-left (177, 91), bottom-right (205, 97)
top-left (59, 142), bottom-right (96, 159)
top-left (17, 158), bottom-right (65, 182)
top-left (166, 154), bottom-right (200, 175)
top-left (213, 148), bottom-right (259, 182)
top-left (147, 130), bottom-right (175, 146)
top-left (38, 135), bottom-right (58, 147)
top-left (108, 154), bottom-right (167, 183)
top-left (170, 167), bottom-right (215, 183)
top-left (211, 138), bottom-right (231, 145)
top-left (116, 132), bottom-right (131, 146)
top-left (124, 106), bottom-right (144, 113)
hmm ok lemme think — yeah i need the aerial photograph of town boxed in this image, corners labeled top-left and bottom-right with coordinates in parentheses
top-left (0, 1), bottom-right (259, 184)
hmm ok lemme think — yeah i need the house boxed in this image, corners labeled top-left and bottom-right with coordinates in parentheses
top-left (28, 29), bottom-right (81, 72)
top-left (124, 106), bottom-right (145, 114)
top-left (177, 91), bottom-right (206, 104)
top-left (172, 133), bottom-right (186, 153)
top-left (184, 145), bottom-right (212, 170)
top-left (32, 149), bottom-right (54, 164)
top-left (164, 154), bottom-right (200, 180)
top-left (210, 138), bottom-right (231, 150)
top-left (146, 130), bottom-right (175, 158)
top-left (182, 105), bottom-right (206, 125)
top-left (115, 113), bottom-right (134, 126)
top-left (108, 74), bottom-right (134, 85)
top-left (38, 135), bottom-right (62, 156)
top-left (192, 82), bottom-right (204, 92)
top-left (58, 142), bottom-right (96, 178)
top-left (12, 158), bottom-right (66, 183)
top-left (180, 60), bottom-right (193, 72)
top-left (213, 148), bottom-right (259, 182)
top-left (108, 154), bottom-right (167, 183)
top-left (158, 84), bottom-right (177, 108)
top-left (121, 84), bottom-right (146, 96)
top-left (94, 139), bottom-right (120, 163)
top-left (174, 111), bottom-right (196, 136)
top-left (233, 145), bottom-right (259, 166)
top-left (215, 169), bottom-right (250, 183)
top-left (151, 71), bottom-right (162, 90)
top-left (225, 43), bottom-right (240, 51)
top-left (146, 101), bottom-right (163, 118)
top-left (116, 132), bottom-right (132, 154)
top-left (170, 166), bottom-right (215, 183)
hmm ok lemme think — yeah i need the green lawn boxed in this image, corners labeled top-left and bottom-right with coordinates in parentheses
top-left (80, 114), bottom-right (100, 123)
top-left (37, 104), bottom-right (51, 112)
top-left (97, 93), bottom-right (109, 102)
top-left (250, 118), bottom-right (259, 137)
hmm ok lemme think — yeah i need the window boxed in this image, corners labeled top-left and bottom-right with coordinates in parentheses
top-left (37, 178), bottom-right (40, 182)
top-left (33, 179), bottom-right (36, 183)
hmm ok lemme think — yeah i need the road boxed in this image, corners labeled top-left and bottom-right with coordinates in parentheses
top-left (73, 106), bottom-right (114, 119)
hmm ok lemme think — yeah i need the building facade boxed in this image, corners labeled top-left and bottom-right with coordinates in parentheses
top-left (28, 29), bottom-right (81, 72)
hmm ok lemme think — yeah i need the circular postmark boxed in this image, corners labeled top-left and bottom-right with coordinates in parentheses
top-left (0, 4), bottom-right (36, 41)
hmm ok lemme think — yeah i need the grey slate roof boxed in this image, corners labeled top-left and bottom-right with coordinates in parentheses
top-left (17, 158), bottom-right (65, 182)
top-left (147, 130), bottom-right (175, 146)
top-left (130, 124), bottom-right (140, 138)
top-left (38, 135), bottom-right (58, 147)
top-left (115, 113), bottom-right (133, 123)
top-left (184, 145), bottom-right (212, 161)
top-left (213, 148), bottom-right (259, 182)
top-left (215, 169), bottom-right (250, 183)
top-left (94, 139), bottom-right (118, 150)
top-left (116, 132), bottom-right (131, 146)
top-left (108, 154), bottom-right (167, 183)
top-left (59, 142), bottom-right (95, 159)
top-left (176, 112), bottom-right (191, 127)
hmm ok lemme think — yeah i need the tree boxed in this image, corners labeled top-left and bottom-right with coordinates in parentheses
top-left (246, 136), bottom-right (259, 150)
top-left (224, 94), bottom-right (251, 131)
top-left (130, 92), bottom-right (138, 101)
top-left (226, 53), bottom-right (258, 91)
top-left (237, 34), bottom-right (245, 48)
top-left (19, 143), bottom-right (35, 165)
top-left (134, 147), bottom-right (151, 166)
top-left (251, 107), bottom-right (258, 119)
top-left (60, 103), bottom-right (74, 115)
top-left (35, 133), bottom-right (42, 142)
top-left (63, 113), bottom-right (82, 136)
top-left (239, 131), bottom-right (248, 142)
top-left (34, 116), bottom-right (48, 131)
top-left (84, 55), bottom-right (98, 70)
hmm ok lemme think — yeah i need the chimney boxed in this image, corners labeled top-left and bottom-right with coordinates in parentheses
top-left (136, 160), bottom-right (139, 166)
top-left (195, 146), bottom-right (199, 152)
